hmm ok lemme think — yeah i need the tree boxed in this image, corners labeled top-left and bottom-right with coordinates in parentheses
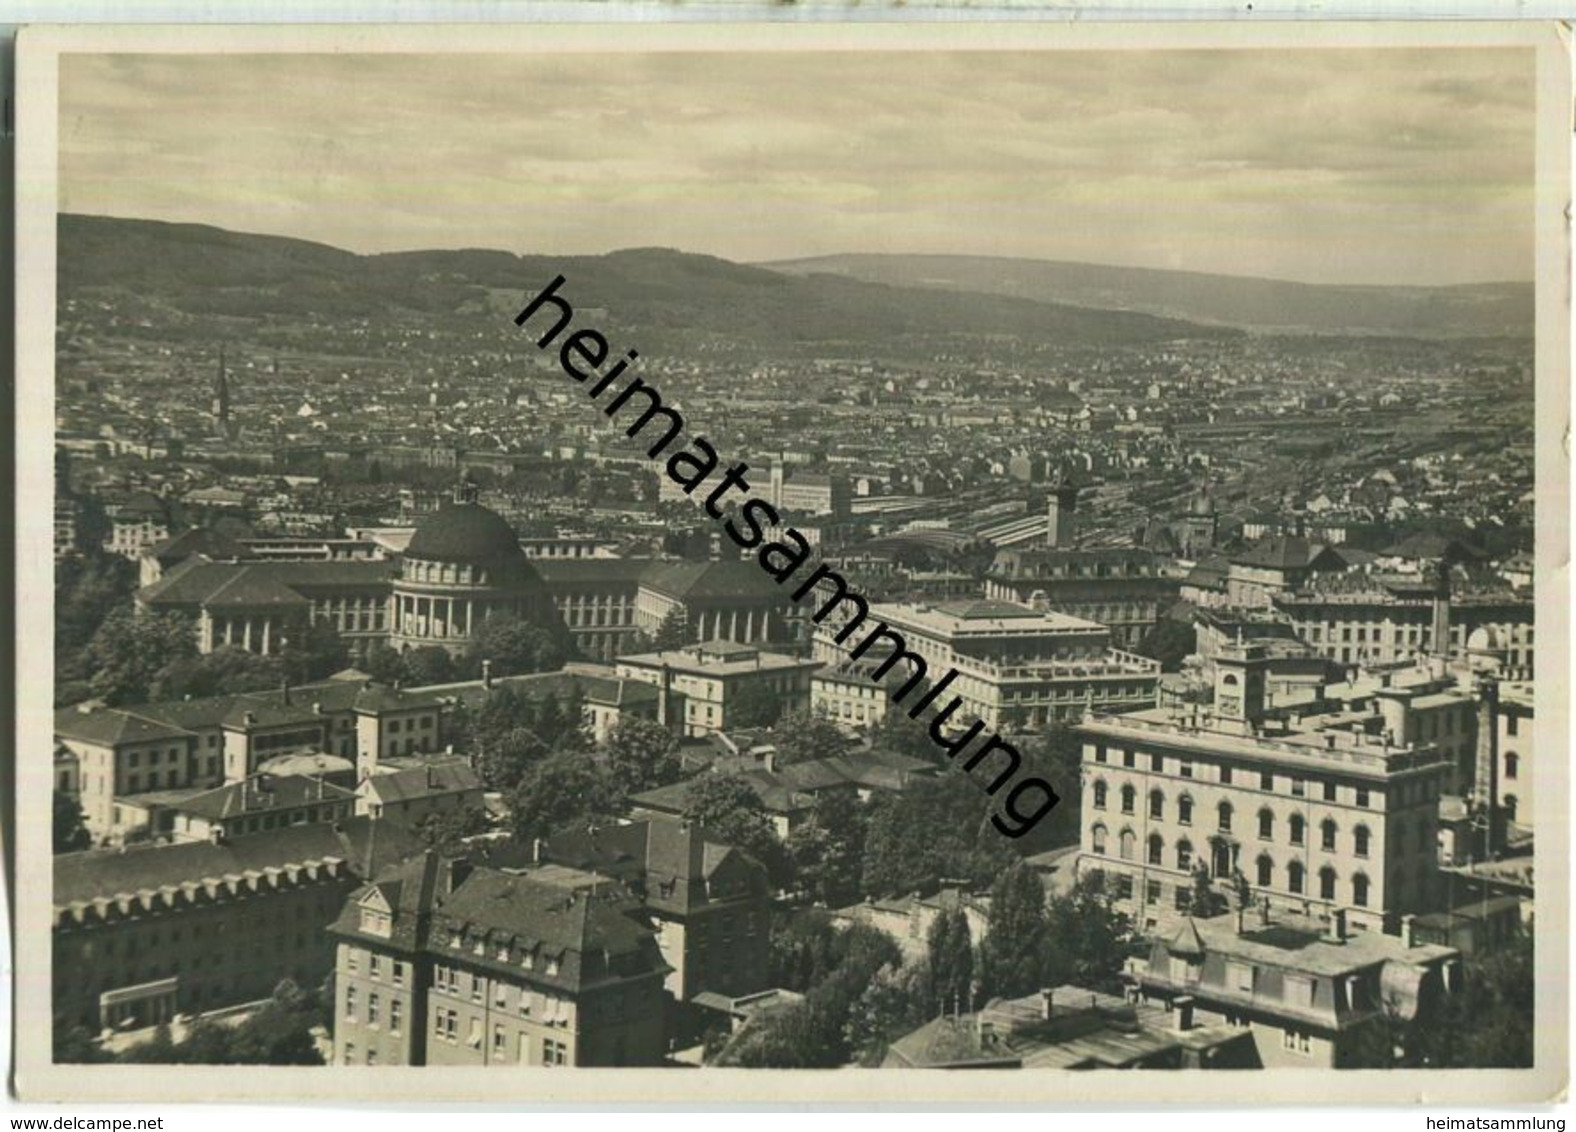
top-left (1135, 618), bottom-right (1197, 672)
top-left (1042, 870), bottom-right (1136, 993)
top-left (684, 772), bottom-right (791, 887)
top-left (926, 906), bottom-right (975, 1015)
top-left (844, 960), bottom-right (931, 1066)
top-left (766, 710), bottom-right (847, 767)
top-left (860, 773), bottom-right (1017, 899)
top-left (476, 725), bottom-right (547, 792)
top-left (414, 805), bottom-right (491, 855)
top-left (177, 1019), bottom-right (236, 1064)
top-left (117, 1022), bottom-right (179, 1064)
top-left (604, 716), bottom-right (682, 797)
top-left (1012, 722), bottom-right (1083, 852)
top-left (1183, 863), bottom-right (1227, 918)
top-left (464, 613), bottom-right (567, 678)
top-left (871, 698), bottom-right (942, 764)
top-left (980, 861), bottom-right (1049, 999)
top-left (506, 751), bottom-right (617, 843)
top-left (720, 920), bottom-right (903, 1068)
top-left (786, 791), bottom-right (866, 907)
top-left (224, 979), bottom-right (324, 1065)
top-left (363, 643), bottom-right (405, 685)
top-left (651, 607), bottom-right (690, 650)
top-left (52, 1019), bottom-right (110, 1064)
top-left (83, 609), bottom-right (199, 705)
top-left (398, 646), bottom-right (455, 688)
top-left (727, 681), bottom-right (782, 730)
top-left (281, 618), bottom-right (348, 684)
top-left (147, 646), bottom-right (284, 702)
top-left (53, 789), bottom-right (91, 853)
top-left (55, 549), bottom-right (137, 657)
top-left (1406, 928), bottom-right (1534, 1068)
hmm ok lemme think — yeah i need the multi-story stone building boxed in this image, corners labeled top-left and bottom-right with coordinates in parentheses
top-left (1128, 907), bottom-right (1462, 1068)
top-left (328, 853), bottom-right (671, 1067)
top-left (986, 547), bottom-right (1177, 650)
top-left (52, 817), bottom-right (422, 1033)
top-left (540, 818), bottom-right (773, 1006)
top-left (615, 641), bottom-right (820, 737)
top-left (1274, 578), bottom-right (1534, 679)
top-left (136, 497), bottom-right (806, 667)
top-left (812, 598), bottom-right (1161, 732)
top-left (57, 667), bottom-right (670, 842)
top-left (1497, 680), bottom-right (1533, 829)
top-left (1077, 641), bottom-right (1452, 935)
top-left (1222, 537), bottom-right (1347, 609)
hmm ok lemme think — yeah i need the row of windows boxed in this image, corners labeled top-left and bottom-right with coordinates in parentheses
top-left (429, 1009), bottom-right (570, 1065)
top-left (1092, 787), bottom-right (1381, 853)
top-left (344, 950), bottom-right (405, 985)
top-left (1090, 747), bottom-right (1374, 806)
top-left (1100, 857), bottom-right (1374, 907)
top-left (344, 986), bottom-right (403, 1033)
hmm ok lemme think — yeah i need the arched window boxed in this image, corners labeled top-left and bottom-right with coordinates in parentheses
top-left (1119, 829), bottom-right (1136, 861)
top-left (1319, 866), bottom-right (1337, 901)
top-left (1178, 795), bottom-right (1194, 825)
top-left (1354, 825), bottom-right (1371, 857)
top-left (1149, 790), bottom-right (1164, 820)
top-left (1321, 819), bottom-right (1338, 851)
top-left (1505, 752), bottom-right (1519, 781)
top-left (1289, 814), bottom-right (1305, 846)
top-left (1256, 854), bottom-right (1273, 887)
top-left (1121, 785), bottom-right (1136, 815)
top-left (1258, 809), bottom-right (1274, 840)
top-left (1092, 824), bottom-right (1108, 855)
top-left (1352, 873), bottom-right (1370, 907)
top-left (1218, 802), bottom-right (1233, 832)
top-left (1288, 861), bottom-right (1305, 894)
top-left (1504, 795), bottom-right (1518, 822)
top-left (1176, 839), bottom-right (1193, 871)
top-left (1223, 672), bottom-right (1240, 686)
top-left (1093, 781), bottom-right (1108, 810)
top-left (1147, 833), bottom-right (1164, 866)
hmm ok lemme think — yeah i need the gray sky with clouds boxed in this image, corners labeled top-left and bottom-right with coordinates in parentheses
top-left (60, 49), bottom-right (1535, 286)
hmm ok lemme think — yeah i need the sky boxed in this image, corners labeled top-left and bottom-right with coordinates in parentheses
top-left (59, 49), bottom-right (1536, 286)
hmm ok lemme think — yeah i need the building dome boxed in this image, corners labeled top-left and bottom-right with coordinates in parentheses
top-left (406, 501), bottom-right (530, 572)
top-left (391, 496), bottom-right (563, 656)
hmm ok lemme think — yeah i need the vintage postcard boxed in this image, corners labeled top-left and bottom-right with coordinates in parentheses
top-left (10, 19), bottom-right (1569, 1106)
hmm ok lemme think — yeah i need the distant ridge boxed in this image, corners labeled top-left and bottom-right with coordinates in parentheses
top-left (57, 214), bottom-right (1238, 355)
top-left (763, 253), bottom-right (1533, 339)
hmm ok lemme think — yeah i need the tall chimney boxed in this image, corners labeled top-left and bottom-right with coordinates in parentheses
top-left (1401, 913), bottom-right (1417, 949)
top-left (1040, 989), bottom-right (1054, 1021)
top-left (1430, 560), bottom-right (1452, 661)
top-left (1172, 995), bottom-right (1195, 1032)
top-left (482, 659), bottom-right (493, 690)
top-left (1325, 907), bottom-right (1347, 943)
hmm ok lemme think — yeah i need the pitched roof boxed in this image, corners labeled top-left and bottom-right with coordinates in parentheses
top-left (170, 773), bottom-right (357, 822)
top-left (362, 761), bottom-right (483, 805)
top-left (1230, 536), bottom-right (1344, 572)
top-left (54, 706), bottom-right (194, 747)
top-left (637, 559), bottom-right (787, 602)
top-left (54, 816), bottom-right (422, 907)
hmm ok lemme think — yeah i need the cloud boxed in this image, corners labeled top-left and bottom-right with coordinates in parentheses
top-left (59, 47), bottom-right (1535, 285)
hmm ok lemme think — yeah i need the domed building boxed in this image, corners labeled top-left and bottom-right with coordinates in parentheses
top-left (389, 487), bottom-right (562, 656)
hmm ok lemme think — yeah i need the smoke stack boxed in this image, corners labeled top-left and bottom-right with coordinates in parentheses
top-left (482, 659), bottom-right (493, 690)
top-left (1040, 989), bottom-right (1054, 1021)
top-left (1401, 913), bottom-right (1417, 949)
top-left (1172, 995), bottom-right (1195, 1032)
top-left (1325, 907), bottom-right (1347, 944)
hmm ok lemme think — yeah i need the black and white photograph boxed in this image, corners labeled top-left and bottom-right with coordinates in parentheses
top-left (11, 19), bottom-right (1569, 1107)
